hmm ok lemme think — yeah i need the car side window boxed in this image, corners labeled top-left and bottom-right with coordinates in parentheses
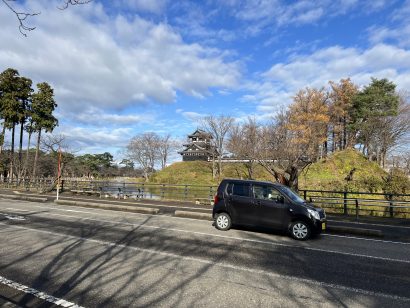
top-left (231, 183), bottom-right (251, 197)
top-left (253, 185), bottom-right (283, 202)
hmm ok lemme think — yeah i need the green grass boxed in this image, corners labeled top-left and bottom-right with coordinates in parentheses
top-left (299, 149), bottom-right (388, 192)
top-left (151, 149), bottom-right (389, 192)
top-left (150, 161), bottom-right (273, 186)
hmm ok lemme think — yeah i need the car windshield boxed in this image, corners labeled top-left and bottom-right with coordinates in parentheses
top-left (279, 186), bottom-right (305, 203)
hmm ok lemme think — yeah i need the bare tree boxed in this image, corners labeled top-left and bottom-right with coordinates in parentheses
top-left (201, 115), bottom-right (234, 178)
top-left (363, 94), bottom-right (410, 167)
top-left (227, 117), bottom-right (259, 179)
top-left (40, 133), bottom-right (75, 190)
top-left (256, 111), bottom-right (313, 190)
top-left (2, 0), bottom-right (92, 36)
top-left (126, 133), bottom-right (160, 181)
top-left (157, 134), bottom-right (179, 170)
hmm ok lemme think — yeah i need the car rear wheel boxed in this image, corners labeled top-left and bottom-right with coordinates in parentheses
top-left (215, 213), bottom-right (231, 231)
top-left (290, 221), bottom-right (311, 240)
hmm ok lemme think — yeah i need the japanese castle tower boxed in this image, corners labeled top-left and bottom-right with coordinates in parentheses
top-left (179, 129), bottom-right (217, 161)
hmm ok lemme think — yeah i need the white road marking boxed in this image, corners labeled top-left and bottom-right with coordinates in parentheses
top-left (2, 209), bottom-right (410, 264)
top-left (0, 275), bottom-right (84, 308)
top-left (327, 219), bottom-right (410, 229)
top-left (322, 233), bottom-right (410, 245)
top-left (4, 208), bottom-right (30, 212)
top-left (0, 222), bottom-right (409, 303)
top-left (58, 195), bottom-right (210, 211)
top-left (1, 201), bottom-right (409, 247)
top-left (0, 213), bottom-right (26, 221)
top-left (0, 202), bottom-right (209, 223)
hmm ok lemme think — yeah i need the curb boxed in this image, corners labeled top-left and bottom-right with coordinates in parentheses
top-left (54, 200), bottom-right (160, 215)
top-left (0, 194), bottom-right (48, 203)
top-left (175, 210), bottom-right (213, 221)
top-left (327, 225), bottom-right (383, 237)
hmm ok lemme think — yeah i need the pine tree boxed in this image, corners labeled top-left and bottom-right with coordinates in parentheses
top-left (350, 78), bottom-right (399, 157)
top-left (0, 68), bottom-right (21, 180)
top-left (31, 82), bottom-right (58, 178)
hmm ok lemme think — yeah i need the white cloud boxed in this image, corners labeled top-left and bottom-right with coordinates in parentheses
top-left (59, 126), bottom-right (134, 153)
top-left (121, 0), bottom-right (168, 14)
top-left (176, 109), bottom-right (204, 121)
top-left (247, 44), bottom-right (410, 118)
top-left (367, 1), bottom-right (410, 48)
top-left (230, 0), bottom-right (390, 35)
top-left (0, 0), bottom-right (240, 114)
top-left (64, 107), bottom-right (155, 126)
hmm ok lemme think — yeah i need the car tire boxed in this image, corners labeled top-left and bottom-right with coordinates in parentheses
top-left (290, 221), bottom-right (311, 240)
top-left (215, 213), bottom-right (232, 231)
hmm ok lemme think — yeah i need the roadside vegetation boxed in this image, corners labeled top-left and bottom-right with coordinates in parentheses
top-left (1, 68), bottom-right (409, 196)
top-left (151, 149), bottom-right (410, 195)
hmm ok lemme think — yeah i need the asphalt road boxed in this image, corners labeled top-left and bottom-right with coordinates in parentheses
top-left (0, 198), bottom-right (409, 307)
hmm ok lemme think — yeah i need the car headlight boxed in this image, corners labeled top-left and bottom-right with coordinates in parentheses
top-left (308, 209), bottom-right (320, 220)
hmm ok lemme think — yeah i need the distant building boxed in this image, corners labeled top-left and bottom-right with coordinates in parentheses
top-left (179, 129), bottom-right (217, 161)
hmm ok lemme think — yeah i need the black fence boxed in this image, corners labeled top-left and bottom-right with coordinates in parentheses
top-left (1, 178), bottom-right (410, 218)
top-left (299, 189), bottom-right (410, 219)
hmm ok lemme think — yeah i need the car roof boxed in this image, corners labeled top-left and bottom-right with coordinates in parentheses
top-left (220, 178), bottom-right (285, 187)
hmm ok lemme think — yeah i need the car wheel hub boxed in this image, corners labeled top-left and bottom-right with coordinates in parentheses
top-left (217, 215), bottom-right (228, 229)
top-left (293, 223), bottom-right (308, 239)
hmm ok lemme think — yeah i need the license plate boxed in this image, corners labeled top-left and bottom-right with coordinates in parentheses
top-left (322, 223), bottom-right (326, 230)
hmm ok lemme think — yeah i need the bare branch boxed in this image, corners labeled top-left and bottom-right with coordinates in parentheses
top-left (2, 0), bottom-right (40, 37)
top-left (58, 0), bottom-right (93, 10)
top-left (2, 0), bottom-right (93, 36)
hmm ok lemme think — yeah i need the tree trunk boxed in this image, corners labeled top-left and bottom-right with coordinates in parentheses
top-left (343, 116), bottom-right (347, 149)
top-left (285, 165), bottom-right (299, 191)
top-left (9, 124), bottom-right (16, 182)
top-left (0, 123), bottom-right (5, 155)
top-left (245, 160), bottom-right (254, 179)
top-left (23, 131), bottom-right (32, 178)
top-left (33, 129), bottom-right (41, 178)
top-left (218, 155), bottom-right (222, 178)
top-left (211, 155), bottom-right (217, 179)
top-left (18, 120), bottom-right (24, 179)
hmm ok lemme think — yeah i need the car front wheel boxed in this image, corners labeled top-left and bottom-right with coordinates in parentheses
top-left (215, 213), bottom-right (232, 231)
top-left (290, 221), bottom-right (311, 240)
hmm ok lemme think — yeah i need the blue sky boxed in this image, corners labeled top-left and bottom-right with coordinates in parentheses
top-left (1, 0), bottom-right (410, 161)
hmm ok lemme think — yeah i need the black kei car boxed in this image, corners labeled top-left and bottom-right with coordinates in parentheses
top-left (212, 179), bottom-right (326, 240)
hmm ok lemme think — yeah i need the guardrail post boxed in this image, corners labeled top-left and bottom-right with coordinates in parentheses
top-left (209, 186), bottom-right (214, 203)
top-left (303, 190), bottom-right (307, 200)
top-left (355, 199), bottom-right (359, 221)
top-left (389, 194), bottom-right (394, 218)
top-left (343, 192), bottom-right (348, 216)
top-left (184, 185), bottom-right (188, 200)
top-left (161, 184), bottom-right (165, 199)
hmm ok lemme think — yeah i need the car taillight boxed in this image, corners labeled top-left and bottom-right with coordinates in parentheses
top-left (214, 195), bottom-right (219, 204)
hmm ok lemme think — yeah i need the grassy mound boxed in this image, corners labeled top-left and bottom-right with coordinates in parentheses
top-left (151, 149), bottom-right (389, 191)
top-left (150, 161), bottom-right (273, 186)
top-left (299, 149), bottom-right (388, 191)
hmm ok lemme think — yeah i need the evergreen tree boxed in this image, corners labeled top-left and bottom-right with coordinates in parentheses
top-left (350, 78), bottom-right (399, 157)
top-left (0, 68), bottom-right (21, 180)
top-left (16, 76), bottom-right (33, 178)
top-left (31, 82), bottom-right (58, 177)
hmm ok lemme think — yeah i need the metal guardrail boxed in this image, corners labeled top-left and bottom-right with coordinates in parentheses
top-left (299, 189), bottom-right (410, 219)
top-left (1, 178), bottom-right (410, 218)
